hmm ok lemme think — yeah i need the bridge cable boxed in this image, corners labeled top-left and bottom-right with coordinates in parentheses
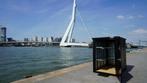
top-left (77, 8), bottom-right (93, 41)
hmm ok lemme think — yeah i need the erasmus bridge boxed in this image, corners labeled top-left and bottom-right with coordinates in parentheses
top-left (60, 0), bottom-right (90, 47)
top-left (0, 0), bottom-right (90, 47)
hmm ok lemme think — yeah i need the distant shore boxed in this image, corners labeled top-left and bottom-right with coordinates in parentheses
top-left (0, 41), bottom-right (60, 47)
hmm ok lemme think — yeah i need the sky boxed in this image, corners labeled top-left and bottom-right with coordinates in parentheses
top-left (0, 0), bottom-right (147, 44)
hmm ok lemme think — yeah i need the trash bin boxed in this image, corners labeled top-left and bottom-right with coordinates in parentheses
top-left (92, 36), bottom-right (126, 75)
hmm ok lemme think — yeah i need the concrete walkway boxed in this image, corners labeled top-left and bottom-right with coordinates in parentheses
top-left (12, 48), bottom-right (147, 83)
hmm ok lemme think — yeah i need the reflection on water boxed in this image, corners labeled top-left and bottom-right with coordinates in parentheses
top-left (59, 48), bottom-right (74, 66)
top-left (60, 47), bottom-right (74, 60)
top-left (0, 47), bottom-right (92, 83)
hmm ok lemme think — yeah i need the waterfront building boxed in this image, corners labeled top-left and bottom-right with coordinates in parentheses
top-left (46, 37), bottom-right (49, 42)
top-left (48, 37), bottom-right (53, 42)
top-left (7, 37), bottom-right (15, 42)
top-left (43, 37), bottom-right (46, 42)
top-left (72, 38), bottom-right (76, 43)
top-left (31, 38), bottom-right (34, 42)
top-left (51, 37), bottom-right (53, 42)
top-left (37, 37), bottom-right (41, 42)
top-left (32, 37), bottom-right (36, 42)
top-left (35, 36), bottom-right (38, 42)
top-left (54, 37), bottom-right (62, 42)
top-left (41, 37), bottom-right (44, 42)
top-left (0, 26), bottom-right (7, 42)
top-left (24, 38), bottom-right (29, 42)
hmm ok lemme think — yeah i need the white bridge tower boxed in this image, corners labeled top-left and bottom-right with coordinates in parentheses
top-left (60, 0), bottom-right (89, 47)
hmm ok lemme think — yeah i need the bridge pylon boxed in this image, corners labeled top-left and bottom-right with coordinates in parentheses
top-left (60, 0), bottom-right (89, 47)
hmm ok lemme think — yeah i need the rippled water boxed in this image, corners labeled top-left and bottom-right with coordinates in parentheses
top-left (0, 47), bottom-right (92, 83)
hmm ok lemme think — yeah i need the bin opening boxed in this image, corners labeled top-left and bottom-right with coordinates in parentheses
top-left (96, 67), bottom-right (116, 75)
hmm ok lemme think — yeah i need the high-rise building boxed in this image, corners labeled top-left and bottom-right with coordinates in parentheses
top-left (54, 37), bottom-right (62, 42)
top-left (7, 37), bottom-right (15, 42)
top-left (46, 37), bottom-right (49, 42)
top-left (48, 37), bottom-right (53, 42)
top-left (0, 26), bottom-right (7, 42)
top-left (41, 37), bottom-right (44, 42)
top-left (72, 38), bottom-right (76, 43)
top-left (35, 36), bottom-right (38, 42)
top-left (24, 38), bottom-right (29, 42)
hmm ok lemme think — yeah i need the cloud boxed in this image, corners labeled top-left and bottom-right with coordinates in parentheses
top-left (116, 15), bottom-right (125, 20)
top-left (128, 16), bottom-right (134, 19)
top-left (101, 32), bottom-right (113, 36)
top-left (116, 15), bottom-right (144, 20)
top-left (137, 15), bottom-right (144, 18)
top-left (127, 28), bottom-right (147, 42)
top-left (131, 28), bottom-right (147, 35)
top-left (128, 15), bottom-right (144, 19)
top-left (132, 28), bottom-right (147, 34)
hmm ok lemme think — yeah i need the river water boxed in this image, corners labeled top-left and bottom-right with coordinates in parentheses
top-left (0, 47), bottom-right (92, 83)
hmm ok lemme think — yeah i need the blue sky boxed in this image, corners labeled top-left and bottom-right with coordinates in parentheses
top-left (0, 0), bottom-right (147, 43)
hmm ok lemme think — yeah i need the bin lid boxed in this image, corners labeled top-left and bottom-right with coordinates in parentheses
top-left (92, 36), bottom-right (126, 41)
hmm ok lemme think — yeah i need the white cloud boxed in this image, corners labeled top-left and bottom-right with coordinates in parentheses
top-left (101, 32), bottom-right (114, 37)
top-left (116, 15), bottom-right (144, 20)
top-left (137, 15), bottom-right (144, 18)
top-left (116, 15), bottom-right (125, 20)
top-left (128, 16), bottom-right (134, 19)
top-left (127, 28), bottom-right (147, 43)
top-left (132, 28), bottom-right (147, 34)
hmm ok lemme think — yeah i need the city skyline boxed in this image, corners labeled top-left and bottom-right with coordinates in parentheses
top-left (0, 0), bottom-right (147, 43)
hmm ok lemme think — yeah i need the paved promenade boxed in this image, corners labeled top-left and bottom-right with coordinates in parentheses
top-left (12, 48), bottom-right (147, 83)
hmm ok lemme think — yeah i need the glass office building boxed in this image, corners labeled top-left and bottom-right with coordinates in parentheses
top-left (0, 27), bottom-right (7, 42)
